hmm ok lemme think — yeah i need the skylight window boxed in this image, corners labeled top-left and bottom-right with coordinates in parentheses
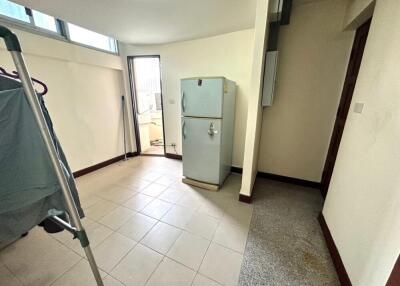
top-left (32, 9), bottom-right (58, 32)
top-left (0, 0), bottom-right (29, 23)
top-left (0, 0), bottom-right (57, 33)
top-left (0, 1), bottom-right (118, 54)
top-left (67, 23), bottom-right (117, 53)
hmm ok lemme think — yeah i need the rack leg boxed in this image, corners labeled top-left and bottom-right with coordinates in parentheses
top-left (84, 244), bottom-right (104, 286)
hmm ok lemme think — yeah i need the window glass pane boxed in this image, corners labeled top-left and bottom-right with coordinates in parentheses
top-left (0, 0), bottom-right (29, 22)
top-left (133, 57), bottom-right (162, 113)
top-left (67, 23), bottom-right (117, 53)
top-left (32, 10), bottom-right (57, 32)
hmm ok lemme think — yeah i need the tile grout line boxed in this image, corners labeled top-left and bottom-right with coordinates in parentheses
top-left (100, 236), bottom-right (137, 274)
top-left (90, 184), bottom-right (215, 232)
top-left (1, 260), bottom-right (25, 286)
top-left (76, 165), bottom-right (247, 284)
top-left (85, 179), bottom-right (249, 253)
top-left (103, 274), bottom-right (128, 286)
top-left (75, 167), bottom-right (183, 284)
top-left (49, 219), bottom-right (114, 259)
top-left (195, 230), bottom-right (214, 280)
top-left (142, 252), bottom-right (165, 286)
top-left (51, 202), bottom-right (244, 285)
top-left (100, 206), bottom-right (221, 284)
top-left (48, 257), bottom-right (85, 286)
top-left (106, 216), bottom-right (160, 275)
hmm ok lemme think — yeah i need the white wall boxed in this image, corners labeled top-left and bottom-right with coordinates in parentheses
top-left (257, 0), bottom-right (354, 182)
top-left (121, 29), bottom-right (254, 167)
top-left (0, 26), bottom-right (129, 172)
top-left (323, 0), bottom-right (400, 284)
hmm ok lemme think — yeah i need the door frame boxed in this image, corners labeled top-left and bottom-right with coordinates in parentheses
top-left (387, 255), bottom-right (400, 285)
top-left (127, 55), bottom-right (166, 156)
top-left (320, 18), bottom-right (371, 198)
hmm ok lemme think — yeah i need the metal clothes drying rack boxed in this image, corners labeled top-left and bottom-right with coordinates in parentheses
top-left (0, 26), bottom-right (104, 286)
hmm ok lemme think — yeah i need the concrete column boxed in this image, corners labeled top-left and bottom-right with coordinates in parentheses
top-left (240, 0), bottom-right (270, 199)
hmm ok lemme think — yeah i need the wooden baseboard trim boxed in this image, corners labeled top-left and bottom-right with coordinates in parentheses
top-left (239, 194), bottom-right (252, 204)
top-left (231, 166), bottom-right (243, 174)
top-left (165, 153), bottom-right (182, 160)
top-left (73, 152), bottom-right (138, 178)
top-left (318, 213), bottom-right (352, 286)
top-left (140, 153), bottom-right (165, 157)
top-left (127, 152), bottom-right (139, 157)
top-left (257, 171), bottom-right (321, 189)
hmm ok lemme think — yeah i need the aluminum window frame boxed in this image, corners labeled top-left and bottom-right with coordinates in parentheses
top-left (65, 22), bottom-right (119, 54)
top-left (0, 5), bottom-right (119, 55)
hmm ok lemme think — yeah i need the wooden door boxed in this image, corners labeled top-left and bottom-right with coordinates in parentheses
top-left (387, 255), bottom-right (400, 285)
top-left (320, 19), bottom-right (371, 198)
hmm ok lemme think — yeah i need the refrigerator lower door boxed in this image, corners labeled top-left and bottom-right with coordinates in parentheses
top-left (182, 117), bottom-right (222, 185)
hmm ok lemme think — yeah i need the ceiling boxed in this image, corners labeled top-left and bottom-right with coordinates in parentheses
top-left (14, 0), bottom-right (257, 45)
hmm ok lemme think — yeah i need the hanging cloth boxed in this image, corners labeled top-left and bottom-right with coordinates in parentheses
top-left (0, 76), bottom-right (84, 242)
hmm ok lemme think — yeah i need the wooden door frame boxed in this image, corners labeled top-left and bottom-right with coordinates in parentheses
top-left (127, 55), bottom-right (166, 157)
top-left (387, 255), bottom-right (400, 285)
top-left (320, 18), bottom-right (372, 198)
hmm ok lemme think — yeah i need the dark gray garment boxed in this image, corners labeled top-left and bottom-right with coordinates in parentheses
top-left (0, 76), bottom-right (83, 242)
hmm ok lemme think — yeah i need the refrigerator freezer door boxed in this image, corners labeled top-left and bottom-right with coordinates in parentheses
top-left (181, 78), bottom-right (224, 118)
top-left (182, 117), bottom-right (222, 185)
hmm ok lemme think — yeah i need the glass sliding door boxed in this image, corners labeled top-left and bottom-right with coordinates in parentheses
top-left (129, 56), bottom-right (165, 155)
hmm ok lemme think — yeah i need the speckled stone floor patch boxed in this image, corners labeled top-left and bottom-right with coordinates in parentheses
top-left (238, 179), bottom-right (340, 286)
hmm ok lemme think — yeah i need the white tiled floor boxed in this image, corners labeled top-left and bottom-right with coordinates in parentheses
top-left (0, 156), bottom-right (252, 286)
top-left (167, 231), bottom-right (209, 271)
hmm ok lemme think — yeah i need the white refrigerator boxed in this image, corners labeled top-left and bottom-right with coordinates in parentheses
top-left (181, 77), bottom-right (236, 186)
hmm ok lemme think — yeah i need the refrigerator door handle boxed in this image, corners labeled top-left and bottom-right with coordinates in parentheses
top-left (182, 120), bottom-right (186, 139)
top-left (208, 122), bottom-right (218, 136)
top-left (181, 92), bottom-right (186, 113)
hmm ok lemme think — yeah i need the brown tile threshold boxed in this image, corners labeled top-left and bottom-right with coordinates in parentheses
top-left (165, 153), bottom-right (182, 160)
top-left (239, 193), bottom-right (252, 204)
top-left (318, 213), bottom-right (352, 286)
top-left (141, 153), bottom-right (165, 157)
top-left (73, 152), bottom-right (138, 178)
